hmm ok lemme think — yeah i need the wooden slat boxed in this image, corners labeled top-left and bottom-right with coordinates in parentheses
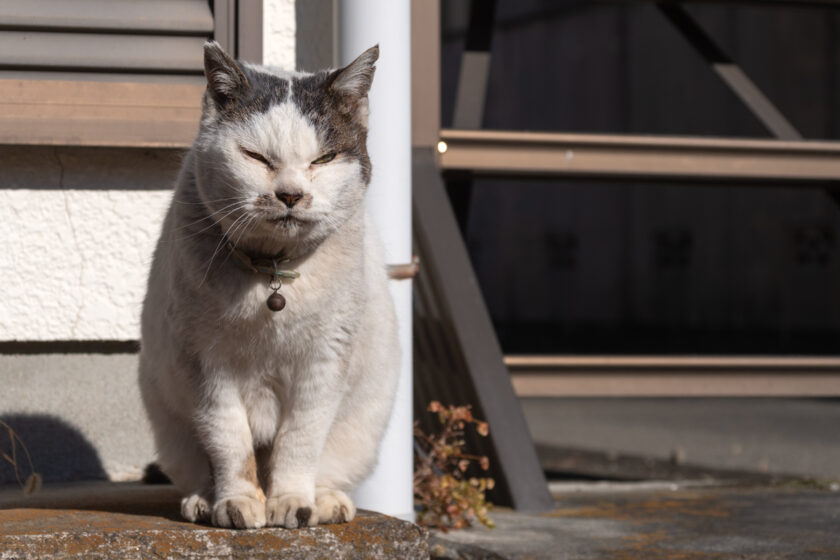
top-left (0, 32), bottom-right (206, 73)
top-left (0, 79), bottom-right (203, 147)
top-left (507, 355), bottom-right (840, 397)
top-left (439, 129), bottom-right (840, 182)
top-left (0, 0), bottom-right (213, 34)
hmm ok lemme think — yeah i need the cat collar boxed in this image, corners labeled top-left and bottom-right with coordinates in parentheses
top-left (225, 239), bottom-right (300, 312)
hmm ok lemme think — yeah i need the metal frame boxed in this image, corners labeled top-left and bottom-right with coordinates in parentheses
top-left (508, 356), bottom-right (840, 397)
top-left (451, 0), bottom-right (497, 130)
top-left (445, 0), bottom-right (499, 232)
top-left (413, 148), bottom-right (555, 511)
top-left (213, 0), bottom-right (263, 63)
top-left (411, 0), bottom-right (553, 511)
top-left (420, 0), bottom-right (840, 398)
top-left (656, 2), bottom-right (801, 140)
top-left (438, 129), bottom-right (840, 182)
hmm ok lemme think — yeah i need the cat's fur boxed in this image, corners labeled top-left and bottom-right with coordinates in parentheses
top-left (138, 42), bottom-right (399, 529)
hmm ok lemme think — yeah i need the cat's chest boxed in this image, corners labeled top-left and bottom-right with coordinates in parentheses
top-left (204, 270), bottom-right (354, 365)
top-left (228, 274), bottom-right (338, 339)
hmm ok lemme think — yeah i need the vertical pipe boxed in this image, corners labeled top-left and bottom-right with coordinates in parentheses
top-left (339, 0), bottom-right (414, 521)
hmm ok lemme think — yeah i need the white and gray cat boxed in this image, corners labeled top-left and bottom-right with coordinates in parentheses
top-left (139, 41), bottom-right (400, 530)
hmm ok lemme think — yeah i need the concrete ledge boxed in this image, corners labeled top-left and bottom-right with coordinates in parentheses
top-left (0, 483), bottom-right (428, 559)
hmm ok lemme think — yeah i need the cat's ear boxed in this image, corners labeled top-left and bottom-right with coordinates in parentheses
top-left (330, 45), bottom-right (379, 99)
top-left (203, 41), bottom-right (249, 107)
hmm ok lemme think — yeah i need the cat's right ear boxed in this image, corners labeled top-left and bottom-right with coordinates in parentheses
top-left (203, 41), bottom-right (249, 107)
top-left (329, 45), bottom-right (379, 100)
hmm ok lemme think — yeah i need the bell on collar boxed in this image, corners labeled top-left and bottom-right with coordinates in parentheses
top-left (267, 291), bottom-right (286, 312)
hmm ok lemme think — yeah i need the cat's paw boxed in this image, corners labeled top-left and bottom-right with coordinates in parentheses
top-left (265, 493), bottom-right (318, 528)
top-left (181, 493), bottom-right (212, 523)
top-left (315, 488), bottom-right (356, 524)
top-left (211, 496), bottom-right (266, 529)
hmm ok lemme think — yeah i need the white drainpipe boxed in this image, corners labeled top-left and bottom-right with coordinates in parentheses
top-left (340, 1), bottom-right (414, 521)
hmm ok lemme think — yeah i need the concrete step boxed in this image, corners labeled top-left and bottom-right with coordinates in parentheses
top-left (0, 482), bottom-right (428, 559)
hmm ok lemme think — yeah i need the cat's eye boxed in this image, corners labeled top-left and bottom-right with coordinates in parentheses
top-left (311, 152), bottom-right (337, 165)
top-left (241, 148), bottom-right (272, 167)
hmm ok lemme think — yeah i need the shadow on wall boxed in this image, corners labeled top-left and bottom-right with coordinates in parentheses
top-left (0, 414), bottom-right (107, 486)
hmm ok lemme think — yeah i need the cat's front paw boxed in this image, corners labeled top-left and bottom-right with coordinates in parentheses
top-left (265, 494), bottom-right (318, 528)
top-left (316, 488), bottom-right (356, 524)
top-left (181, 493), bottom-right (212, 523)
top-left (211, 496), bottom-right (266, 529)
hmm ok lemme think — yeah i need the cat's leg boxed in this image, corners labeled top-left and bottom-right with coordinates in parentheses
top-left (313, 394), bottom-right (394, 524)
top-left (154, 418), bottom-right (214, 523)
top-left (264, 359), bottom-right (344, 528)
top-left (199, 374), bottom-right (266, 530)
top-left (140, 375), bottom-right (213, 523)
top-left (314, 320), bottom-right (400, 525)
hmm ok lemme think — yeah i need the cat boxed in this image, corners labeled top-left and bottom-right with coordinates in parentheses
top-left (138, 41), bottom-right (400, 530)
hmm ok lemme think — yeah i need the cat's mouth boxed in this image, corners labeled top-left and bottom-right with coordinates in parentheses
top-left (266, 214), bottom-right (311, 226)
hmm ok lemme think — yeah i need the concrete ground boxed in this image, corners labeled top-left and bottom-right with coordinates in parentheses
top-left (3, 480), bottom-right (838, 559)
top-left (432, 482), bottom-right (840, 559)
top-left (521, 398), bottom-right (840, 480)
top-left (426, 397), bottom-right (840, 559)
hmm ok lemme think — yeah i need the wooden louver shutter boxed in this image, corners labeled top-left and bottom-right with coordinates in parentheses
top-left (0, 0), bottom-right (214, 81)
top-left (0, 0), bottom-right (220, 147)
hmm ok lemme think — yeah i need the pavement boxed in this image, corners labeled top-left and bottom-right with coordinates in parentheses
top-left (2, 480), bottom-right (838, 559)
top-left (426, 397), bottom-right (840, 559)
top-left (521, 398), bottom-right (840, 480)
top-left (431, 481), bottom-right (840, 560)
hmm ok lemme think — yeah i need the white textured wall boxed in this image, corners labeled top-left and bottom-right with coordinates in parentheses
top-left (0, 190), bottom-right (171, 341)
top-left (264, 0), bottom-right (296, 69)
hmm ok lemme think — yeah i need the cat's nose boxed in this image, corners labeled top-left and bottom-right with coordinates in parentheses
top-left (275, 191), bottom-right (304, 208)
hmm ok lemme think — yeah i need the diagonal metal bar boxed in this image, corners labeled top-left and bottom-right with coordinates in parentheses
top-left (657, 2), bottom-right (802, 140)
top-left (452, 0), bottom-right (497, 130)
top-left (448, 0), bottom-right (498, 234)
top-left (413, 147), bottom-right (555, 511)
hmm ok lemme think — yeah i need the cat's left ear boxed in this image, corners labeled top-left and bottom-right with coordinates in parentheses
top-left (330, 45), bottom-right (379, 99)
top-left (204, 41), bottom-right (249, 107)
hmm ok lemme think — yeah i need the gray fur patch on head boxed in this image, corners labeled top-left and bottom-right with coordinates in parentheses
top-left (202, 41), bottom-right (290, 124)
top-left (289, 46), bottom-right (380, 183)
top-left (204, 41), bottom-right (248, 106)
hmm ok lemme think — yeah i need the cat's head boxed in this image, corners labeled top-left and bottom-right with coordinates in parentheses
top-left (193, 41), bottom-right (378, 257)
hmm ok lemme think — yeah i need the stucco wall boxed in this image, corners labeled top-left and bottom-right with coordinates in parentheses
top-left (264, 0), bottom-right (297, 69)
top-left (0, 148), bottom-right (180, 342)
top-left (0, 189), bottom-right (171, 341)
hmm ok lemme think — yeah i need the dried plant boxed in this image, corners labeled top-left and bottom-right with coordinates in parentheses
top-left (0, 420), bottom-right (41, 494)
top-left (414, 401), bottom-right (495, 531)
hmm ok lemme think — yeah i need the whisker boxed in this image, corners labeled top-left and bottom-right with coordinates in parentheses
top-left (169, 201), bottom-right (251, 239)
top-left (172, 196), bottom-right (242, 206)
top-left (198, 212), bottom-right (250, 287)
